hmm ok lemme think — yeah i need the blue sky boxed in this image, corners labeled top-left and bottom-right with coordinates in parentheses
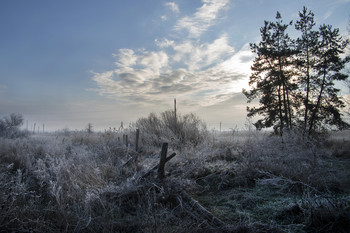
top-left (1, 0), bottom-right (349, 131)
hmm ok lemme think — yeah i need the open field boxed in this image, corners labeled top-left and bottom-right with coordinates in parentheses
top-left (0, 129), bottom-right (349, 232)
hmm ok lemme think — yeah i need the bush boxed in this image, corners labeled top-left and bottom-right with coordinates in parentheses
top-left (136, 110), bottom-right (208, 148)
top-left (0, 113), bottom-right (26, 138)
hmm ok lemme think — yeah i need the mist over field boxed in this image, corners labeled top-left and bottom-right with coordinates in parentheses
top-left (1, 110), bottom-right (350, 232)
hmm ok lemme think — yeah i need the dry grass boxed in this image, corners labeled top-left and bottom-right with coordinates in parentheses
top-left (0, 128), bottom-right (349, 232)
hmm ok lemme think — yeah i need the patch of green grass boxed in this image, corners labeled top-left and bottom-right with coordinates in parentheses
top-left (195, 184), bottom-right (303, 226)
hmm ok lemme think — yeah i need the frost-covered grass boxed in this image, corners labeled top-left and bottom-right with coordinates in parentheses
top-left (0, 128), bottom-right (349, 232)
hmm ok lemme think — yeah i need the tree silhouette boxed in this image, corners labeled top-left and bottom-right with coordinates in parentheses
top-left (308, 24), bottom-right (349, 133)
top-left (243, 7), bottom-right (349, 135)
top-left (295, 7), bottom-right (319, 132)
top-left (243, 12), bottom-right (298, 135)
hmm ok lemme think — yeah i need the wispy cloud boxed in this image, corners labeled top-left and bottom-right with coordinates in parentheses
top-left (323, 9), bottom-right (333, 20)
top-left (165, 2), bottom-right (180, 14)
top-left (323, 0), bottom-right (350, 20)
top-left (92, 40), bottom-right (253, 107)
top-left (171, 34), bottom-right (235, 71)
top-left (91, 0), bottom-right (254, 110)
top-left (155, 38), bottom-right (175, 48)
top-left (161, 2), bottom-right (180, 21)
top-left (174, 0), bottom-right (230, 38)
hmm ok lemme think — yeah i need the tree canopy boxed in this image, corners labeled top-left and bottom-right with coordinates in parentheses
top-left (243, 7), bottom-right (349, 135)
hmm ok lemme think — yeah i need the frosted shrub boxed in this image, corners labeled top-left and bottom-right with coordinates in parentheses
top-left (136, 110), bottom-right (208, 149)
top-left (0, 130), bottom-right (140, 232)
top-left (235, 130), bottom-right (335, 191)
top-left (71, 131), bottom-right (100, 146)
top-left (0, 113), bottom-right (27, 138)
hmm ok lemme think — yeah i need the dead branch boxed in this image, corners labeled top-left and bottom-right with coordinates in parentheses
top-left (122, 155), bottom-right (138, 167)
top-left (179, 190), bottom-right (225, 228)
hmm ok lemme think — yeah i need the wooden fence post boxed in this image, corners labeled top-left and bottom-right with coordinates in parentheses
top-left (135, 129), bottom-right (140, 152)
top-left (141, 152), bottom-right (176, 179)
top-left (158, 143), bottom-right (168, 179)
top-left (123, 134), bottom-right (128, 147)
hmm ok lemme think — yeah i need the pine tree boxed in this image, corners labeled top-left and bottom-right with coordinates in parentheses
top-left (244, 7), bottom-right (349, 135)
top-left (307, 24), bottom-right (349, 133)
top-left (295, 7), bottom-right (319, 132)
top-left (243, 12), bottom-right (297, 134)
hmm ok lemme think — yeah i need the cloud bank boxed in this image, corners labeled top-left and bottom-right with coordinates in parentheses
top-left (92, 0), bottom-right (253, 110)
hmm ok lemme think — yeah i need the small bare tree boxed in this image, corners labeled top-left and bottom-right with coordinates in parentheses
top-left (86, 123), bottom-right (93, 134)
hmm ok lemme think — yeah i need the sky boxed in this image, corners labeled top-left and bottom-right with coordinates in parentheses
top-left (0, 0), bottom-right (349, 132)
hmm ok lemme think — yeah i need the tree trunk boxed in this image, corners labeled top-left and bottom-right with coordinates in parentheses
top-left (282, 80), bottom-right (289, 129)
top-left (287, 91), bottom-right (292, 128)
top-left (278, 82), bottom-right (284, 135)
top-left (309, 68), bottom-right (326, 134)
top-left (304, 46), bottom-right (311, 132)
top-left (279, 58), bottom-right (290, 130)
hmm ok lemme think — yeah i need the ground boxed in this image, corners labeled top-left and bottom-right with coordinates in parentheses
top-left (0, 129), bottom-right (349, 232)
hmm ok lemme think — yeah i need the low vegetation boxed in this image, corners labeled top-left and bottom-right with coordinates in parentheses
top-left (0, 112), bottom-right (349, 232)
top-left (0, 113), bottom-right (28, 139)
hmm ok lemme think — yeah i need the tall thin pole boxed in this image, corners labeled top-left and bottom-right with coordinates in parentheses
top-left (174, 98), bottom-right (177, 122)
top-left (135, 129), bottom-right (140, 152)
top-left (220, 121), bottom-right (222, 133)
top-left (174, 98), bottom-right (177, 135)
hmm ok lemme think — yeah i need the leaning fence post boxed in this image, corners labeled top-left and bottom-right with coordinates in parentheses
top-left (135, 129), bottom-right (140, 152)
top-left (158, 143), bottom-right (168, 179)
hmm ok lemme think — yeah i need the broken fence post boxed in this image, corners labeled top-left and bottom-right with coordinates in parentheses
top-left (142, 152), bottom-right (176, 179)
top-left (158, 142), bottom-right (168, 179)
